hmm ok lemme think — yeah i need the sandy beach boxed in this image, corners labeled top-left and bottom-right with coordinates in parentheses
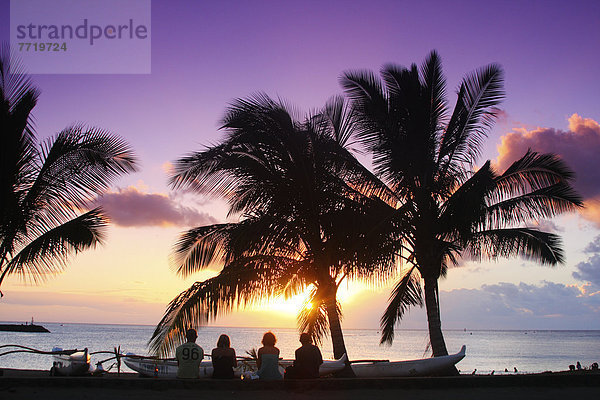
top-left (2, 369), bottom-right (599, 400)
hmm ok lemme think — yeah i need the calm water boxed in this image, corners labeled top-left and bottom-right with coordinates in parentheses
top-left (1, 322), bottom-right (598, 374)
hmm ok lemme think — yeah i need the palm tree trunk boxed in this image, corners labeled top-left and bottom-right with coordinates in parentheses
top-left (323, 283), bottom-right (355, 377)
top-left (424, 277), bottom-right (449, 357)
top-left (325, 296), bottom-right (347, 359)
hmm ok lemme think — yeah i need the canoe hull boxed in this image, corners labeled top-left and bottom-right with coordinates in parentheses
top-left (123, 358), bottom-right (218, 378)
top-left (124, 354), bottom-right (347, 379)
top-left (351, 345), bottom-right (466, 377)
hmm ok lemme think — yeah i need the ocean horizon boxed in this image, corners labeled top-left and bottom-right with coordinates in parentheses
top-left (1, 322), bottom-right (599, 375)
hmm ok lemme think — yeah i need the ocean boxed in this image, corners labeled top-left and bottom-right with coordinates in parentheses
top-left (1, 323), bottom-right (598, 374)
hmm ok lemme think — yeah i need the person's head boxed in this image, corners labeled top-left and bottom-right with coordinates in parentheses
top-left (185, 328), bottom-right (198, 342)
top-left (217, 334), bottom-right (231, 348)
top-left (261, 331), bottom-right (276, 347)
top-left (299, 333), bottom-right (312, 345)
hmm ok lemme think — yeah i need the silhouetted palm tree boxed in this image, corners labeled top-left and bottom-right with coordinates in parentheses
top-left (0, 48), bottom-right (137, 295)
top-left (149, 95), bottom-right (400, 366)
top-left (341, 51), bottom-right (582, 357)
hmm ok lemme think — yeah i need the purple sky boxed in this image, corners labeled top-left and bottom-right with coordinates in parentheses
top-left (1, 0), bottom-right (600, 329)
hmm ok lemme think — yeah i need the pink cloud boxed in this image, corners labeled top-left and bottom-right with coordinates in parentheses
top-left (97, 186), bottom-right (218, 227)
top-left (496, 114), bottom-right (600, 226)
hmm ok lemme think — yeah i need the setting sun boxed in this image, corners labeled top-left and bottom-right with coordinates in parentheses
top-left (249, 283), bottom-right (367, 318)
top-left (267, 292), bottom-right (313, 315)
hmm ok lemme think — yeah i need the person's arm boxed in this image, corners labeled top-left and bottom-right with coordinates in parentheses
top-left (231, 349), bottom-right (237, 367)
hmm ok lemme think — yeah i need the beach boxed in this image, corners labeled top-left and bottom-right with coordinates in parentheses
top-left (1, 369), bottom-right (599, 400)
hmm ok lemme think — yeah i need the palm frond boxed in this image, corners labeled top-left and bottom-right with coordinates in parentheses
top-left (493, 150), bottom-right (580, 200)
top-left (171, 223), bottom-right (235, 277)
top-left (439, 63), bottom-right (504, 168)
top-left (380, 266), bottom-right (423, 345)
top-left (438, 161), bottom-right (496, 238)
top-left (0, 208), bottom-right (106, 286)
top-left (168, 143), bottom-right (231, 193)
top-left (339, 70), bottom-right (389, 152)
top-left (0, 43), bottom-right (39, 127)
top-left (316, 95), bottom-right (357, 148)
top-left (23, 126), bottom-right (138, 228)
top-left (150, 256), bottom-right (298, 356)
top-left (297, 286), bottom-right (330, 345)
top-left (419, 50), bottom-right (448, 131)
top-left (1, 47), bottom-right (135, 293)
top-left (484, 181), bottom-right (583, 229)
top-left (465, 228), bottom-right (564, 265)
top-left (0, 46), bottom-right (39, 256)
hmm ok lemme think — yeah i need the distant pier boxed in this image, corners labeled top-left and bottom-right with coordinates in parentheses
top-left (0, 324), bottom-right (50, 333)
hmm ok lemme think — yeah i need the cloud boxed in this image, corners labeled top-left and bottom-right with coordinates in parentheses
top-left (97, 186), bottom-right (218, 228)
top-left (527, 219), bottom-right (563, 233)
top-left (496, 114), bottom-right (600, 226)
top-left (584, 235), bottom-right (600, 253)
top-left (337, 278), bottom-right (600, 331)
top-left (572, 235), bottom-right (600, 291)
top-left (438, 281), bottom-right (600, 329)
top-left (161, 161), bottom-right (174, 175)
top-left (573, 255), bottom-right (600, 290)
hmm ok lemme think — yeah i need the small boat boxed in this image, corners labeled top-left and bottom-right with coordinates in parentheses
top-left (50, 347), bottom-right (91, 376)
top-left (351, 345), bottom-right (466, 377)
top-left (124, 353), bottom-right (347, 378)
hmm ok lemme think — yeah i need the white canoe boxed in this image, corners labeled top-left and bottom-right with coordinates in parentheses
top-left (124, 353), bottom-right (347, 378)
top-left (50, 347), bottom-right (91, 376)
top-left (351, 345), bottom-right (466, 377)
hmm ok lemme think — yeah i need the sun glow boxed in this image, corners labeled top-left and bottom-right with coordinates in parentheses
top-left (268, 293), bottom-right (312, 315)
top-left (255, 282), bottom-right (368, 316)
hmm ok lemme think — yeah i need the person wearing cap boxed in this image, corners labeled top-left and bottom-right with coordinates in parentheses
top-left (175, 328), bottom-right (204, 378)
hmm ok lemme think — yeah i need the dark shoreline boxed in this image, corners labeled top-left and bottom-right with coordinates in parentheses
top-left (1, 368), bottom-right (599, 388)
top-left (1, 369), bottom-right (599, 400)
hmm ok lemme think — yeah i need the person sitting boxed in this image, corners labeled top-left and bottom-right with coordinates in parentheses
top-left (286, 333), bottom-right (323, 379)
top-left (211, 334), bottom-right (237, 379)
top-left (175, 328), bottom-right (204, 379)
top-left (256, 331), bottom-right (282, 380)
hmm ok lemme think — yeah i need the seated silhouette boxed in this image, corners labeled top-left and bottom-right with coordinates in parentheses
top-left (285, 333), bottom-right (323, 379)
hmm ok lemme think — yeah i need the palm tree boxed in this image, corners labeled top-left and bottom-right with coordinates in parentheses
top-left (149, 95), bottom-right (400, 368)
top-left (341, 51), bottom-right (582, 357)
top-left (0, 48), bottom-right (137, 295)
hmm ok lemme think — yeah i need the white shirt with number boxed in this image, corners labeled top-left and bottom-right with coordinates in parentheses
top-left (175, 342), bottom-right (204, 378)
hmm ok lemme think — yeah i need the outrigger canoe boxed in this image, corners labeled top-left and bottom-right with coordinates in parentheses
top-left (50, 347), bottom-right (91, 376)
top-left (351, 345), bottom-right (466, 377)
top-left (124, 353), bottom-right (348, 378)
top-left (124, 346), bottom-right (465, 378)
